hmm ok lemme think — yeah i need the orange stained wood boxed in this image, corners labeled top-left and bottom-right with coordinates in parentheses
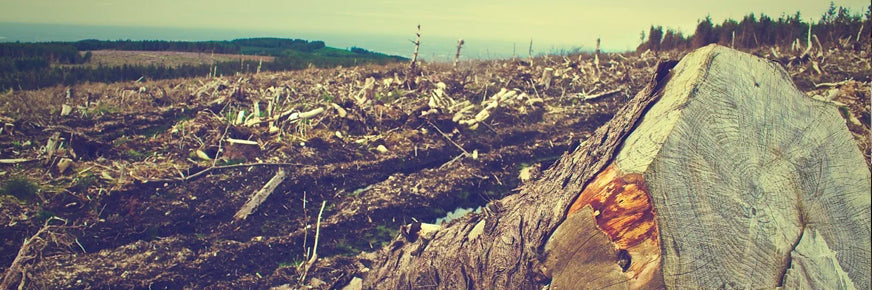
top-left (568, 164), bottom-right (662, 287)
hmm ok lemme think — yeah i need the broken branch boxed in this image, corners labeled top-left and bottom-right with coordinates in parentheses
top-left (1, 217), bottom-right (67, 289)
top-left (233, 168), bottom-right (288, 221)
top-left (225, 138), bottom-right (259, 146)
top-left (579, 88), bottom-right (621, 101)
top-left (147, 162), bottom-right (303, 183)
top-left (0, 158), bottom-right (36, 164)
top-left (427, 121), bottom-right (469, 155)
top-left (299, 200), bottom-right (327, 284)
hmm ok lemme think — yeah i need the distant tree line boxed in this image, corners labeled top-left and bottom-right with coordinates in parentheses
top-left (0, 42), bottom-right (88, 64)
top-left (70, 38), bottom-right (329, 55)
top-left (0, 38), bottom-right (405, 91)
top-left (638, 2), bottom-right (871, 52)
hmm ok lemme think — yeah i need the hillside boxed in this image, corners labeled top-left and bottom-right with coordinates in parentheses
top-left (61, 50), bottom-right (275, 69)
top-left (0, 38), bottom-right (406, 91)
top-left (0, 42), bottom-right (869, 288)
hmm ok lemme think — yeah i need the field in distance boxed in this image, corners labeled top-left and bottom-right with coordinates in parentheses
top-left (64, 50), bottom-right (275, 68)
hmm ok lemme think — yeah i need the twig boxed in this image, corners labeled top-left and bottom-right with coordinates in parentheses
top-left (225, 138), bottom-right (259, 146)
top-left (300, 201), bottom-right (327, 283)
top-left (812, 35), bottom-right (824, 56)
top-left (579, 88), bottom-right (621, 101)
top-left (770, 47), bottom-right (780, 59)
top-left (213, 122), bottom-right (232, 167)
top-left (529, 80), bottom-right (542, 99)
top-left (233, 168), bottom-right (288, 221)
top-left (75, 238), bottom-right (87, 253)
top-left (301, 191), bottom-right (309, 261)
top-left (814, 80), bottom-right (851, 88)
top-left (439, 153), bottom-right (466, 169)
top-left (311, 201), bottom-right (326, 264)
top-left (1, 217), bottom-right (67, 289)
top-left (427, 121), bottom-right (469, 155)
top-left (147, 162), bottom-right (303, 183)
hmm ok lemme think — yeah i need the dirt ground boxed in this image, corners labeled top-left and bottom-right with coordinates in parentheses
top-left (0, 43), bottom-right (869, 288)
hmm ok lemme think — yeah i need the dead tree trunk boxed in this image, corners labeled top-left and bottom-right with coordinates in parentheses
top-left (362, 45), bottom-right (871, 289)
top-left (453, 39), bottom-right (464, 68)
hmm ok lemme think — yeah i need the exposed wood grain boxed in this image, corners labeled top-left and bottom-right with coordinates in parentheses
top-left (543, 206), bottom-right (628, 289)
top-left (616, 45), bottom-right (870, 289)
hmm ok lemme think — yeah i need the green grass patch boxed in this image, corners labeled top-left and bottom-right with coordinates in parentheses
top-left (125, 149), bottom-right (148, 161)
top-left (363, 225), bottom-right (398, 248)
top-left (1, 176), bottom-right (40, 203)
top-left (91, 103), bottom-right (119, 115)
top-left (332, 239), bottom-right (360, 257)
top-left (70, 174), bottom-right (98, 193)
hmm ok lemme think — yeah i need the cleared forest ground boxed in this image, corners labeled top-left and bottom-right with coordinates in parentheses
top-left (65, 50), bottom-right (275, 69)
top-left (0, 44), bottom-right (869, 288)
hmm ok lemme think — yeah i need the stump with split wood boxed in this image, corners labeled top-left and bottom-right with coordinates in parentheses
top-left (362, 45), bottom-right (871, 289)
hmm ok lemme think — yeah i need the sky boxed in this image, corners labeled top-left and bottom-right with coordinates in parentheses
top-left (0, 0), bottom-right (869, 57)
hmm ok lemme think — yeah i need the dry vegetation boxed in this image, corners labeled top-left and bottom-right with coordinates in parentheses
top-left (62, 50), bottom-right (275, 69)
top-left (0, 42), bottom-right (869, 288)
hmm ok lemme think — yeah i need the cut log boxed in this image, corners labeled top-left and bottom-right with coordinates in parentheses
top-left (362, 45), bottom-right (871, 289)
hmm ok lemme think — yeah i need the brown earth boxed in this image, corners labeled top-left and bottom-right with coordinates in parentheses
top-left (0, 44), bottom-right (869, 288)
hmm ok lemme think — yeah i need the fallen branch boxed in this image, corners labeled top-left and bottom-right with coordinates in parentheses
top-left (225, 138), bottom-right (259, 146)
top-left (0, 158), bottom-right (36, 164)
top-left (233, 168), bottom-right (288, 220)
top-left (579, 88), bottom-right (621, 101)
top-left (427, 121), bottom-right (469, 155)
top-left (814, 80), bottom-right (852, 88)
top-left (1, 217), bottom-right (67, 289)
top-left (770, 47), bottom-right (780, 59)
top-left (147, 162), bottom-right (303, 183)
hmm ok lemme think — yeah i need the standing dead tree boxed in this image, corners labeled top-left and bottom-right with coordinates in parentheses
top-left (528, 39), bottom-right (533, 59)
top-left (594, 37), bottom-right (601, 77)
top-left (361, 45), bottom-right (871, 289)
top-left (453, 39), bottom-right (465, 68)
top-left (407, 25), bottom-right (422, 86)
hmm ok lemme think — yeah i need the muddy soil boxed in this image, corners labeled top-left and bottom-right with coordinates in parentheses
top-left (0, 44), bottom-right (869, 289)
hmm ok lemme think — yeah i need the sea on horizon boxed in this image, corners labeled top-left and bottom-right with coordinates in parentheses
top-left (0, 22), bottom-right (593, 61)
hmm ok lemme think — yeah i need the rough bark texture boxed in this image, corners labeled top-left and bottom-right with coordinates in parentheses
top-left (363, 45), bottom-right (871, 289)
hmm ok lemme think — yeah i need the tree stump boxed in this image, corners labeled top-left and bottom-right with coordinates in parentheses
top-left (363, 45), bottom-right (871, 289)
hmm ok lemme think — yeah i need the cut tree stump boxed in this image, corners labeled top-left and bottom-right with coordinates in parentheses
top-left (362, 45), bottom-right (871, 289)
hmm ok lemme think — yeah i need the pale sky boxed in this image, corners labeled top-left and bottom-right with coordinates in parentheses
top-left (1, 0), bottom-right (869, 52)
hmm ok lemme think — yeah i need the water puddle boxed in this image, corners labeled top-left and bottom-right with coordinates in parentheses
top-left (435, 206), bottom-right (482, 224)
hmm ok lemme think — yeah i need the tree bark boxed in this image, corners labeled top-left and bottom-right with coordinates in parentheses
top-left (363, 45), bottom-right (871, 289)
